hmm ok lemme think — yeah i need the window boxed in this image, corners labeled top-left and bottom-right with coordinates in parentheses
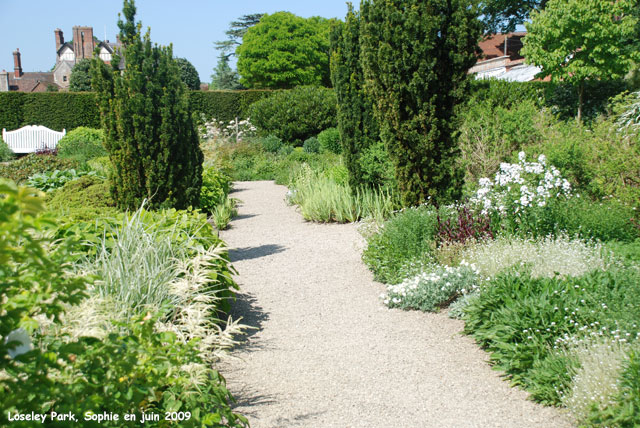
top-left (63, 75), bottom-right (67, 82)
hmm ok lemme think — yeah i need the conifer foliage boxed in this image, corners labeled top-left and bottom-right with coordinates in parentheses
top-left (360, 0), bottom-right (481, 206)
top-left (91, 0), bottom-right (203, 210)
top-left (330, 5), bottom-right (381, 190)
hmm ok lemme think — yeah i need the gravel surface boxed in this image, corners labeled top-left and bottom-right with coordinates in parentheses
top-left (220, 181), bottom-right (572, 428)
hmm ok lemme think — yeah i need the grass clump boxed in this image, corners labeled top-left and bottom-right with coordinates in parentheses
top-left (212, 197), bottom-right (238, 230)
top-left (287, 164), bottom-right (395, 224)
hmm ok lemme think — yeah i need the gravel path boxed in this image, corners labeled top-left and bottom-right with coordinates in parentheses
top-left (220, 181), bottom-right (571, 428)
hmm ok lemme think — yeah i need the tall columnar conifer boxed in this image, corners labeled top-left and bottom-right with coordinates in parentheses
top-left (360, 0), bottom-right (481, 206)
top-left (330, 4), bottom-right (381, 189)
top-left (91, 0), bottom-right (203, 210)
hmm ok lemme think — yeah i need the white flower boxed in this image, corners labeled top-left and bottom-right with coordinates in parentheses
top-left (518, 151), bottom-right (526, 162)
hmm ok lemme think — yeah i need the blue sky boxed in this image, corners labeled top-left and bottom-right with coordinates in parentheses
top-left (0, 0), bottom-right (355, 83)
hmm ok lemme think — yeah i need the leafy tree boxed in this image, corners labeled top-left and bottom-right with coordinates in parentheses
top-left (480, 0), bottom-right (548, 34)
top-left (174, 57), bottom-right (200, 90)
top-left (69, 58), bottom-right (92, 91)
top-left (236, 12), bottom-right (332, 89)
top-left (69, 59), bottom-right (92, 92)
top-left (522, 0), bottom-right (639, 121)
top-left (360, 0), bottom-right (482, 206)
top-left (210, 53), bottom-right (242, 90)
top-left (91, 0), bottom-right (203, 210)
top-left (214, 13), bottom-right (264, 59)
top-left (330, 5), bottom-right (382, 189)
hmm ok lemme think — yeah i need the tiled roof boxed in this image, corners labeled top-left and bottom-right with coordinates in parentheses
top-left (478, 32), bottom-right (526, 61)
top-left (8, 72), bottom-right (58, 92)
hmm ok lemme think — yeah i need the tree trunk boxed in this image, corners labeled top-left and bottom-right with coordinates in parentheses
top-left (577, 81), bottom-right (584, 123)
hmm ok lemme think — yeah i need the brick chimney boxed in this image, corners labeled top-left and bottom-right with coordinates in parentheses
top-left (13, 49), bottom-right (22, 78)
top-left (55, 28), bottom-right (64, 52)
top-left (72, 26), bottom-right (95, 61)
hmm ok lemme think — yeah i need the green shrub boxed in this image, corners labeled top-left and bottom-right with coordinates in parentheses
top-left (57, 127), bottom-right (107, 162)
top-left (0, 137), bottom-right (14, 162)
top-left (200, 167), bottom-right (231, 213)
top-left (463, 267), bottom-right (640, 405)
top-left (261, 135), bottom-right (283, 153)
top-left (0, 153), bottom-right (79, 184)
top-left (506, 197), bottom-right (640, 242)
top-left (357, 140), bottom-right (396, 189)
top-left (0, 184), bottom-right (246, 426)
top-left (458, 99), bottom-right (543, 186)
top-left (605, 240), bottom-right (640, 266)
top-left (467, 79), bottom-right (629, 122)
top-left (92, 5), bottom-right (202, 210)
top-left (52, 315), bottom-right (248, 428)
top-left (247, 86), bottom-right (337, 145)
top-left (330, 7), bottom-right (382, 190)
top-left (523, 117), bottom-right (640, 205)
top-left (278, 144), bottom-right (294, 156)
top-left (363, 205), bottom-right (440, 284)
top-left (0, 180), bottom-right (88, 418)
top-left (303, 137), bottom-right (320, 154)
top-left (360, 0), bottom-right (481, 206)
top-left (45, 175), bottom-right (118, 222)
top-left (317, 127), bottom-right (341, 154)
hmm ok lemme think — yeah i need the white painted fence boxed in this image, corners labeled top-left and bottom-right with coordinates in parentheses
top-left (2, 125), bottom-right (66, 154)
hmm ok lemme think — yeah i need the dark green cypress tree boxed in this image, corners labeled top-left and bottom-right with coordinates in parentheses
top-left (91, 0), bottom-right (203, 210)
top-left (360, 0), bottom-right (481, 206)
top-left (330, 4), bottom-right (382, 190)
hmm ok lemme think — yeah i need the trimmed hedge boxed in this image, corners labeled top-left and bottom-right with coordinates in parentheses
top-left (0, 92), bottom-right (99, 132)
top-left (0, 81), bottom-right (628, 132)
top-left (188, 90), bottom-right (275, 122)
top-left (0, 90), bottom-right (275, 131)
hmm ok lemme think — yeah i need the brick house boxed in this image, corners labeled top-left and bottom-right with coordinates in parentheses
top-left (0, 26), bottom-right (120, 92)
top-left (469, 32), bottom-right (544, 82)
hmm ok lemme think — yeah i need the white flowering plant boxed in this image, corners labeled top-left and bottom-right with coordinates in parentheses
top-left (471, 152), bottom-right (572, 234)
top-left (381, 261), bottom-right (481, 312)
top-left (198, 115), bottom-right (257, 143)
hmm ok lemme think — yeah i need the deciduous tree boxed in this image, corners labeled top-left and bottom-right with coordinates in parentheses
top-left (522, 0), bottom-right (639, 121)
top-left (236, 12), bottom-right (332, 89)
top-left (480, 0), bottom-right (548, 34)
top-left (69, 58), bottom-right (92, 91)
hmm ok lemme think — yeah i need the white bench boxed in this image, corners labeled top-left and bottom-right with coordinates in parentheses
top-left (2, 125), bottom-right (66, 154)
